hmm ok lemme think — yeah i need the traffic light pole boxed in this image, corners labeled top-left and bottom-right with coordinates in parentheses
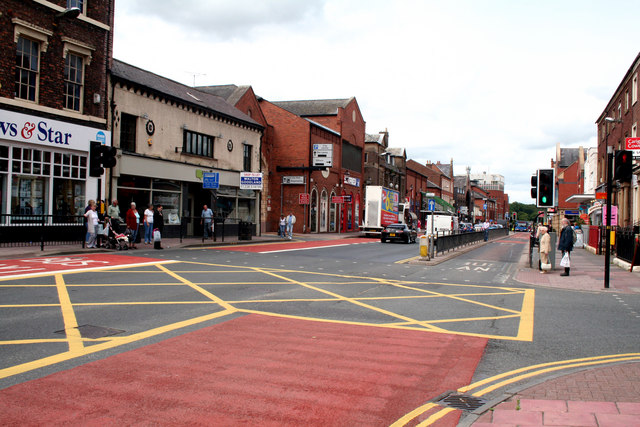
top-left (604, 149), bottom-right (613, 289)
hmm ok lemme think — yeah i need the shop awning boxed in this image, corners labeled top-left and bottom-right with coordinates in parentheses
top-left (565, 194), bottom-right (595, 203)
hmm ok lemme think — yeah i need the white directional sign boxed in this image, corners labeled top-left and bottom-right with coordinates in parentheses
top-left (312, 143), bottom-right (333, 167)
top-left (282, 176), bottom-right (305, 185)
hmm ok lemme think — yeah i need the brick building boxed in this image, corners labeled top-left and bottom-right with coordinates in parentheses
top-left (596, 52), bottom-right (640, 227)
top-left (552, 144), bottom-right (586, 223)
top-left (0, 0), bottom-right (114, 217)
top-left (265, 98), bottom-right (366, 233)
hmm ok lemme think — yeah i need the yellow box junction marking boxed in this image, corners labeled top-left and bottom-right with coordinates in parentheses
top-left (1, 259), bottom-right (535, 382)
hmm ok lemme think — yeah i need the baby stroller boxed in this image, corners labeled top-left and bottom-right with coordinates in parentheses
top-left (101, 216), bottom-right (129, 250)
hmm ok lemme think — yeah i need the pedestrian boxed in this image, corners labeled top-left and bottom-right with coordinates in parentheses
top-left (482, 219), bottom-right (490, 241)
top-left (106, 199), bottom-right (121, 221)
top-left (286, 212), bottom-right (296, 239)
top-left (84, 200), bottom-right (98, 248)
top-left (558, 217), bottom-right (574, 276)
top-left (84, 200), bottom-right (92, 245)
top-left (201, 204), bottom-right (214, 241)
top-left (153, 204), bottom-right (164, 249)
top-left (126, 202), bottom-right (140, 249)
top-left (279, 215), bottom-right (286, 238)
top-left (538, 226), bottom-right (551, 273)
top-left (143, 203), bottom-right (154, 245)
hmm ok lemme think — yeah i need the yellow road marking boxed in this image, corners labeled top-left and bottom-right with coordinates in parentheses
top-left (393, 353), bottom-right (640, 426)
top-left (0, 309), bottom-right (234, 380)
top-left (155, 264), bottom-right (236, 312)
top-left (54, 274), bottom-right (84, 353)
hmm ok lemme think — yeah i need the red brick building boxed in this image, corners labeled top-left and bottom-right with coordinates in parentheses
top-left (265, 98), bottom-right (366, 233)
top-left (552, 145), bottom-right (586, 222)
top-left (1, 0), bottom-right (114, 217)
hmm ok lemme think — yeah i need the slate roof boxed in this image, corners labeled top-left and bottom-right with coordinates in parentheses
top-left (436, 163), bottom-right (452, 178)
top-left (386, 147), bottom-right (405, 157)
top-left (273, 98), bottom-right (353, 117)
top-left (196, 84), bottom-right (252, 106)
top-left (365, 133), bottom-right (384, 144)
top-left (111, 60), bottom-right (262, 130)
top-left (558, 148), bottom-right (585, 168)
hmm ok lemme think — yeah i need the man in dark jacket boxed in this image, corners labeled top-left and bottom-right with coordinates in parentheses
top-left (557, 217), bottom-right (574, 276)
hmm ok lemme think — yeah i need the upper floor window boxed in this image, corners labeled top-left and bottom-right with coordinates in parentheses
top-left (120, 113), bottom-right (137, 153)
top-left (183, 130), bottom-right (213, 158)
top-left (64, 53), bottom-right (83, 111)
top-left (243, 144), bottom-right (252, 171)
top-left (633, 73), bottom-right (638, 105)
top-left (67, 0), bottom-right (85, 13)
top-left (15, 36), bottom-right (39, 101)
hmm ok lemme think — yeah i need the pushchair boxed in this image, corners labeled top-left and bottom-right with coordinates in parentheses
top-left (101, 216), bottom-right (129, 250)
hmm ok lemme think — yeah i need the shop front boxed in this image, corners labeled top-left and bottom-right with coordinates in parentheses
top-left (0, 110), bottom-right (110, 221)
top-left (112, 155), bottom-right (260, 238)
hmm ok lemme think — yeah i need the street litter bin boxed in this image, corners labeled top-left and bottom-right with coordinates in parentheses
top-left (238, 221), bottom-right (252, 240)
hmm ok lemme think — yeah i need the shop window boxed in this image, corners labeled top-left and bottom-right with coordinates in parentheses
top-left (11, 176), bottom-right (47, 217)
top-left (329, 191), bottom-right (336, 232)
top-left (183, 130), bottom-right (213, 158)
top-left (120, 113), bottom-right (137, 152)
top-left (53, 178), bottom-right (85, 217)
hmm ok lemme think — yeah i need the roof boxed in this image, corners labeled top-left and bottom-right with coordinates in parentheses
top-left (273, 98), bottom-right (353, 116)
top-left (436, 163), bottom-right (452, 177)
top-left (558, 148), bottom-right (585, 169)
top-left (196, 84), bottom-right (252, 106)
top-left (385, 147), bottom-right (405, 157)
top-left (365, 133), bottom-right (384, 144)
top-left (111, 60), bottom-right (262, 130)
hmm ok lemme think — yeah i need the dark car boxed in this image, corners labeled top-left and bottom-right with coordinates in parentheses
top-left (381, 223), bottom-right (417, 244)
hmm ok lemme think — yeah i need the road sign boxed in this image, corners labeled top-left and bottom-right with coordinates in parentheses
top-left (203, 172), bottom-right (219, 189)
top-left (428, 199), bottom-right (436, 211)
top-left (312, 143), bottom-right (333, 167)
top-left (596, 192), bottom-right (607, 200)
top-left (299, 193), bottom-right (310, 205)
top-left (332, 196), bottom-right (344, 204)
top-left (282, 176), bottom-right (305, 185)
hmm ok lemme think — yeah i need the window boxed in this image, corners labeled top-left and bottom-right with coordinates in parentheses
top-left (120, 113), bottom-right (137, 152)
top-left (183, 130), bottom-right (213, 158)
top-left (64, 53), bottom-right (83, 111)
top-left (243, 144), bottom-right (252, 171)
top-left (15, 36), bottom-right (39, 101)
top-left (633, 73), bottom-right (638, 105)
top-left (67, 0), bottom-right (85, 13)
top-left (626, 91), bottom-right (629, 111)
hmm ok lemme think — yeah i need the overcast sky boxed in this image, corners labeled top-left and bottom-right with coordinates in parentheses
top-left (113, 0), bottom-right (640, 204)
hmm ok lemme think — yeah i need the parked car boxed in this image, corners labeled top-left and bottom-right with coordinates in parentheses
top-left (460, 222), bottom-right (473, 233)
top-left (381, 223), bottom-right (417, 243)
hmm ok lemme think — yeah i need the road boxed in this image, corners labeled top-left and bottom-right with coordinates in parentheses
top-left (0, 232), bottom-right (638, 425)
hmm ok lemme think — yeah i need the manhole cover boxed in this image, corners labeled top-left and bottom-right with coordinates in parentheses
top-left (54, 325), bottom-right (125, 339)
top-left (436, 393), bottom-right (487, 411)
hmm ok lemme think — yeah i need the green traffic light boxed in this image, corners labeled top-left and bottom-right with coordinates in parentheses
top-left (541, 196), bottom-right (547, 203)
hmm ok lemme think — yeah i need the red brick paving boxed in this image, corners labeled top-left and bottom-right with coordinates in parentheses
top-left (0, 314), bottom-right (487, 426)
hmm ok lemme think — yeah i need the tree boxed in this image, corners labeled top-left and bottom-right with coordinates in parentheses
top-left (510, 202), bottom-right (537, 221)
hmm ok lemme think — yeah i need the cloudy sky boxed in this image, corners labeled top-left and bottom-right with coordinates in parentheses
top-left (113, 0), bottom-right (640, 203)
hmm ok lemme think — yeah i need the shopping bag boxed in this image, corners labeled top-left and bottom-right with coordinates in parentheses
top-left (541, 262), bottom-right (552, 271)
top-left (153, 229), bottom-right (161, 242)
top-left (560, 252), bottom-right (570, 268)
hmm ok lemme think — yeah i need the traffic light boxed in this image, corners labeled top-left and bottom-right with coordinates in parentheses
top-left (89, 141), bottom-right (118, 177)
top-left (530, 173), bottom-right (538, 200)
top-left (537, 168), bottom-right (555, 208)
top-left (614, 150), bottom-right (633, 182)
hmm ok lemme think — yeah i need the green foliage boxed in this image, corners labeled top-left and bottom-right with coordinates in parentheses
top-left (510, 202), bottom-right (538, 221)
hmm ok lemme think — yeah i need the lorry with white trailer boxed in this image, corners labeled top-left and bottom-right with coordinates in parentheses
top-left (360, 186), bottom-right (401, 236)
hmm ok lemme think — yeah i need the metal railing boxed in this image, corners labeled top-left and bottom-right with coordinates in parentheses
top-left (434, 228), bottom-right (508, 255)
top-left (0, 214), bottom-right (86, 250)
top-left (177, 216), bottom-right (254, 243)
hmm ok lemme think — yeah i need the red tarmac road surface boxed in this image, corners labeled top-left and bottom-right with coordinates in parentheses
top-left (217, 237), bottom-right (378, 253)
top-left (0, 254), bottom-right (164, 278)
top-left (0, 314), bottom-right (487, 426)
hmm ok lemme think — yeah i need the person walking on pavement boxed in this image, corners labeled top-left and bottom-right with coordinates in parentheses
top-left (482, 219), bottom-right (490, 241)
top-left (286, 212), bottom-right (296, 240)
top-left (84, 200), bottom-right (98, 248)
top-left (538, 226), bottom-right (551, 273)
top-left (143, 204), bottom-right (154, 245)
top-left (558, 217), bottom-right (574, 276)
top-left (153, 204), bottom-right (164, 249)
top-left (126, 202), bottom-right (140, 249)
top-left (201, 204), bottom-right (214, 241)
top-left (279, 215), bottom-right (286, 239)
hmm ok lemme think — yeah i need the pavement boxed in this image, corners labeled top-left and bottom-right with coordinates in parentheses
top-left (1, 232), bottom-right (639, 426)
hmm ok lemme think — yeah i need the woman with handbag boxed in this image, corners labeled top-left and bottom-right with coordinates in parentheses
top-left (558, 217), bottom-right (574, 276)
top-left (538, 226), bottom-right (551, 273)
top-left (126, 202), bottom-right (140, 249)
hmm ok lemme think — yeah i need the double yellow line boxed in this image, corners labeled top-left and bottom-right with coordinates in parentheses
top-left (392, 353), bottom-right (640, 426)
